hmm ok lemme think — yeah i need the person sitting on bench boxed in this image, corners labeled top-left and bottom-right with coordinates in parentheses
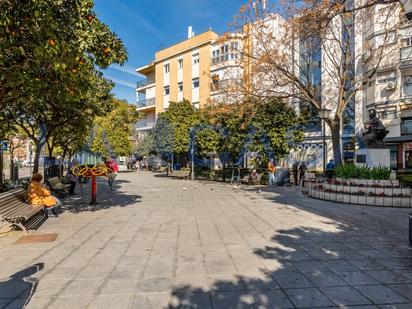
top-left (27, 173), bottom-right (60, 217)
top-left (63, 170), bottom-right (77, 195)
top-left (249, 169), bottom-right (259, 183)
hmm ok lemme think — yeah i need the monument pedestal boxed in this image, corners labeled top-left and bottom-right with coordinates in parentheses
top-left (355, 148), bottom-right (390, 168)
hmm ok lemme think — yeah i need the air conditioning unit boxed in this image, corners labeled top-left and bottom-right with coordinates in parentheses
top-left (387, 81), bottom-right (396, 90)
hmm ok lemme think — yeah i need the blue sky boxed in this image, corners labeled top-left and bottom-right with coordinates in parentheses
top-left (94, 0), bottom-right (246, 104)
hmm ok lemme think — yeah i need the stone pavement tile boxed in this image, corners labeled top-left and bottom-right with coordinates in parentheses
top-left (304, 270), bottom-right (347, 287)
top-left (354, 285), bottom-right (409, 304)
top-left (241, 277), bottom-right (280, 291)
top-left (128, 293), bottom-right (171, 309)
top-left (348, 259), bottom-right (387, 271)
top-left (99, 278), bottom-right (139, 295)
top-left (33, 279), bottom-right (68, 297)
top-left (249, 289), bottom-right (295, 309)
top-left (377, 304), bottom-right (412, 308)
top-left (174, 275), bottom-right (209, 291)
top-left (0, 299), bottom-right (13, 308)
top-left (284, 287), bottom-right (335, 308)
top-left (59, 279), bottom-right (104, 296)
top-left (211, 291), bottom-right (254, 309)
top-left (170, 291), bottom-right (213, 309)
top-left (291, 260), bottom-right (329, 273)
top-left (205, 263), bottom-right (237, 275)
top-left (320, 286), bottom-right (373, 306)
top-left (321, 260), bottom-right (360, 273)
top-left (397, 271), bottom-right (412, 282)
top-left (338, 271), bottom-right (381, 286)
top-left (377, 259), bottom-right (412, 270)
top-left (368, 271), bottom-right (412, 285)
top-left (23, 297), bottom-right (52, 309)
top-left (271, 271), bottom-right (314, 289)
top-left (207, 275), bottom-right (245, 292)
top-left (74, 265), bottom-right (113, 280)
top-left (109, 265), bottom-right (143, 280)
top-left (0, 280), bottom-right (31, 299)
top-left (43, 296), bottom-right (93, 309)
top-left (138, 277), bottom-right (173, 292)
top-left (387, 284), bottom-right (412, 301)
top-left (87, 295), bottom-right (133, 309)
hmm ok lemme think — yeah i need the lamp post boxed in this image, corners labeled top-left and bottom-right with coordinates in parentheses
top-left (318, 108), bottom-right (331, 174)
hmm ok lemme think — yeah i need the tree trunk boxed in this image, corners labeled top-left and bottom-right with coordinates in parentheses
top-left (33, 141), bottom-right (44, 174)
top-left (330, 121), bottom-right (342, 166)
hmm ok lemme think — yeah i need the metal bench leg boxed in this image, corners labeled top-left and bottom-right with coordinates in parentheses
top-left (13, 222), bottom-right (28, 234)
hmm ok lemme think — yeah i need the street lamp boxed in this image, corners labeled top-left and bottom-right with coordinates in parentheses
top-left (400, 0), bottom-right (412, 20)
top-left (318, 108), bottom-right (331, 174)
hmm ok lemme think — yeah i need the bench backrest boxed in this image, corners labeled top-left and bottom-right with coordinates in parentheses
top-left (0, 189), bottom-right (28, 211)
top-left (47, 177), bottom-right (65, 190)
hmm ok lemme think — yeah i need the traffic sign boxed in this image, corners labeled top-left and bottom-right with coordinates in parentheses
top-left (0, 141), bottom-right (7, 151)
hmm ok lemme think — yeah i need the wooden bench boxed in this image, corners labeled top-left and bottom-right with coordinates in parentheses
top-left (0, 189), bottom-right (46, 234)
top-left (169, 170), bottom-right (191, 179)
top-left (46, 177), bottom-right (69, 197)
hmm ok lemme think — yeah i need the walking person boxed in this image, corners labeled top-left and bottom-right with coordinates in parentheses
top-left (326, 159), bottom-right (335, 181)
top-left (292, 161), bottom-right (299, 186)
top-left (105, 158), bottom-right (119, 189)
top-left (299, 161), bottom-right (307, 187)
top-left (267, 158), bottom-right (276, 186)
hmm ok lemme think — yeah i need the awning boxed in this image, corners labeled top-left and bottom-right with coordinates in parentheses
top-left (384, 135), bottom-right (412, 143)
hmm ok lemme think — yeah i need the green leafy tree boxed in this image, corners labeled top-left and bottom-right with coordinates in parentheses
top-left (162, 100), bottom-right (203, 154)
top-left (151, 116), bottom-right (174, 155)
top-left (195, 127), bottom-right (221, 158)
top-left (90, 99), bottom-right (140, 157)
top-left (249, 99), bottom-right (305, 163)
top-left (135, 133), bottom-right (154, 158)
top-left (0, 0), bottom-right (128, 172)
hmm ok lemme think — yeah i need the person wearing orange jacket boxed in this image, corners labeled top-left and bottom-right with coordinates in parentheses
top-left (27, 173), bottom-right (60, 217)
top-left (267, 158), bottom-right (277, 186)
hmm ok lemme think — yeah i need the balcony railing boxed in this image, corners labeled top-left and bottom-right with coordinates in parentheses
top-left (211, 53), bottom-right (241, 66)
top-left (136, 121), bottom-right (156, 130)
top-left (400, 46), bottom-right (412, 67)
top-left (136, 79), bottom-right (155, 88)
top-left (137, 98), bottom-right (156, 109)
top-left (211, 79), bottom-right (241, 92)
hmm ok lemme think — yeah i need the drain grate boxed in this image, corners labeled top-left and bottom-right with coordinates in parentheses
top-left (15, 233), bottom-right (58, 244)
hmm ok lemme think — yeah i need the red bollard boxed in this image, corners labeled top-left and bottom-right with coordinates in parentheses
top-left (90, 175), bottom-right (97, 205)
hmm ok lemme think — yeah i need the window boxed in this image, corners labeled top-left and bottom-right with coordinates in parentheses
top-left (178, 59), bottom-right (183, 69)
top-left (192, 53), bottom-right (199, 65)
top-left (164, 63), bottom-right (170, 74)
top-left (192, 78), bottom-right (199, 88)
top-left (401, 37), bottom-right (412, 47)
top-left (378, 109), bottom-right (397, 120)
top-left (178, 82), bottom-right (183, 92)
top-left (401, 117), bottom-right (412, 135)
top-left (164, 86), bottom-right (170, 96)
top-left (377, 71), bottom-right (396, 84)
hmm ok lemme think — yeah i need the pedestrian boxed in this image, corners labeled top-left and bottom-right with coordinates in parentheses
top-left (64, 170), bottom-right (77, 195)
top-left (105, 158), bottom-right (119, 189)
top-left (267, 158), bottom-right (276, 186)
top-left (299, 161), bottom-right (307, 186)
top-left (292, 161), bottom-right (299, 186)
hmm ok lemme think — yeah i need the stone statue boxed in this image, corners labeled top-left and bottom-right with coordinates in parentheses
top-left (362, 109), bottom-right (389, 149)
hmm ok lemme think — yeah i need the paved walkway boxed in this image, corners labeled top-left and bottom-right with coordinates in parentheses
top-left (0, 172), bottom-right (412, 309)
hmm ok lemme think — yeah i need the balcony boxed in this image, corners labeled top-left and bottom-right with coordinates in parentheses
top-left (400, 46), bottom-right (412, 68)
top-left (136, 79), bottom-right (155, 89)
top-left (137, 98), bottom-right (156, 109)
top-left (211, 53), bottom-right (241, 66)
top-left (136, 120), bottom-right (156, 130)
top-left (211, 79), bottom-right (241, 92)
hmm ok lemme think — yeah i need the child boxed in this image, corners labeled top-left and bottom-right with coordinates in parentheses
top-left (27, 173), bottom-right (60, 217)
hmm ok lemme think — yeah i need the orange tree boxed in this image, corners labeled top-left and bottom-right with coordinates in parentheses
top-left (0, 0), bottom-right (127, 172)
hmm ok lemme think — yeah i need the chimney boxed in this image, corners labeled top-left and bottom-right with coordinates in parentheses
top-left (188, 26), bottom-right (194, 39)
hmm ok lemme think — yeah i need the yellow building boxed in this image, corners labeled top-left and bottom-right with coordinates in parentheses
top-left (135, 28), bottom-right (245, 139)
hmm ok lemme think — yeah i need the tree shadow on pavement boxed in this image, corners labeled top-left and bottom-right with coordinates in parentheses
top-left (0, 263), bottom-right (44, 309)
top-left (168, 186), bottom-right (412, 308)
top-left (61, 178), bottom-right (141, 214)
